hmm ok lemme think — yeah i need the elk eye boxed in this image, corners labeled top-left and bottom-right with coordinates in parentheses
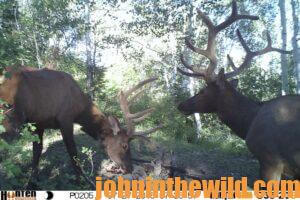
top-left (122, 144), bottom-right (128, 150)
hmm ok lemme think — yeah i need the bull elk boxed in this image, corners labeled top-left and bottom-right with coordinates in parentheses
top-left (0, 66), bottom-right (162, 187)
top-left (177, 1), bottom-right (299, 181)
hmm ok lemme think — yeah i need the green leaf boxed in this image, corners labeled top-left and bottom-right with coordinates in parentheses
top-left (0, 125), bottom-right (6, 133)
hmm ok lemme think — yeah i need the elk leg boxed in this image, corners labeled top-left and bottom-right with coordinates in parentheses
top-left (259, 161), bottom-right (284, 181)
top-left (27, 127), bottom-right (44, 189)
top-left (59, 123), bottom-right (82, 182)
top-left (258, 161), bottom-right (286, 198)
top-left (31, 127), bottom-right (44, 177)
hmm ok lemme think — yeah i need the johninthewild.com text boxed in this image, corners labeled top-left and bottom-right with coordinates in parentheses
top-left (95, 176), bottom-right (300, 199)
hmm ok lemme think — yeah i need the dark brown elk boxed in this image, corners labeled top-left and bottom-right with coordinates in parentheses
top-left (177, 1), bottom-right (299, 181)
top-left (0, 66), bottom-right (161, 187)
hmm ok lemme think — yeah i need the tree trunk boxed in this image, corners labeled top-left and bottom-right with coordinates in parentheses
top-left (33, 30), bottom-right (42, 69)
top-left (291, 0), bottom-right (300, 94)
top-left (185, 2), bottom-right (202, 139)
top-left (85, 1), bottom-right (94, 99)
top-left (188, 78), bottom-right (202, 138)
top-left (279, 0), bottom-right (289, 95)
top-left (13, 2), bottom-right (24, 66)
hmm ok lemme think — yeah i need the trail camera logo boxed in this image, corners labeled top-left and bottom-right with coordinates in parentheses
top-left (45, 191), bottom-right (53, 200)
top-left (0, 191), bottom-right (36, 200)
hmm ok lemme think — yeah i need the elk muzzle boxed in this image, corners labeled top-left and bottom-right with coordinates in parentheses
top-left (108, 149), bottom-right (133, 173)
top-left (177, 102), bottom-right (194, 115)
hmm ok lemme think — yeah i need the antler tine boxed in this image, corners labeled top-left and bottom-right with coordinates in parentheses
top-left (266, 31), bottom-right (272, 48)
top-left (236, 29), bottom-right (251, 53)
top-left (225, 29), bottom-right (292, 79)
top-left (216, 1), bottom-right (259, 33)
top-left (196, 8), bottom-right (215, 31)
top-left (179, 0), bottom-right (259, 81)
top-left (177, 67), bottom-right (205, 78)
top-left (129, 108), bottom-right (154, 121)
top-left (177, 54), bottom-right (206, 78)
top-left (185, 37), bottom-right (211, 58)
top-left (133, 124), bottom-right (164, 137)
top-left (119, 78), bottom-right (162, 136)
top-left (128, 88), bottom-right (146, 106)
top-left (119, 91), bottom-right (135, 134)
top-left (257, 31), bottom-right (292, 55)
top-left (195, 8), bottom-right (217, 61)
top-left (178, 9), bottom-right (217, 80)
top-left (227, 54), bottom-right (238, 71)
top-left (180, 53), bottom-right (196, 72)
top-left (123, 77), bottom-right (157, 98)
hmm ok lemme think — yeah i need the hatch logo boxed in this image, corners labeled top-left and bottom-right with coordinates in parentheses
top-left (0, 191), bottom-right (36, 200)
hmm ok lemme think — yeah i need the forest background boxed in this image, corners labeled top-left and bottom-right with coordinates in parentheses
top-left (0, 0), bottom-right (299, 189)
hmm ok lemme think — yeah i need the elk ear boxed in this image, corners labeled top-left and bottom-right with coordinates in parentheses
top-left (108, 116), bottom-right (121, 136)
top-left (216, 68), bottom-right (226, 89)
top-left (229, 79), bottom-right (239, 89)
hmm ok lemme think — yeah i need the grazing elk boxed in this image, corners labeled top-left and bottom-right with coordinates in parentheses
top-left (177, 1), bottom-right (299, 181)
top-left (0, 66), bottom-right (162, 186)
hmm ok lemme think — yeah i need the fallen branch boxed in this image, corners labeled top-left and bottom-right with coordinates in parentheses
top-left (74, 157), bottom-right (96, 189)
top-left (133, 158), bottom-right (184, 172)
top-left (132, 158), bottom-right (199, 178)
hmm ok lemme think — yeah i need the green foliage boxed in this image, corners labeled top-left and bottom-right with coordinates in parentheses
top-left (0, 0), bottom-right (296, 189)
top-left (238, 66), bottom-right (281, 101)
top-left (0, 121), bottom-right (39, 188)
top-left (150, 95), bottom-right (195, 141)
top-left (0, 0), bottom-right (21, 67)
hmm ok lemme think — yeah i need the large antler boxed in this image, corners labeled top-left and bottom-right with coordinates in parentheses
top-left (118, 78), bottom-right (163, 137)
top-left (178, 0), bottom-right (259, 81)
top-left (225, 30), bottom-right (292, 79)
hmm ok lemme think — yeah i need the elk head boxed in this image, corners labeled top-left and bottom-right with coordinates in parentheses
top-left (177, 0), bottom-right (291, 115)
top-left (104, 78), bottom-right (162, 173)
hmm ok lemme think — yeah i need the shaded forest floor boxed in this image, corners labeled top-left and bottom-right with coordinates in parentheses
top-left (0, 127), bottom-right (259, 190)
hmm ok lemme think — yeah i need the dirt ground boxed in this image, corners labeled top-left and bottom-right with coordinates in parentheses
top-left (0, 128), bottom-right (259, 190)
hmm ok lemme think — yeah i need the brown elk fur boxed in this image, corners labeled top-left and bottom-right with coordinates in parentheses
top-left (178, 70), bottom-right (300, 181)
top-left (177, 0), bottom-right (297, 182)
top-left (0, 66), bottom-right (133, 187)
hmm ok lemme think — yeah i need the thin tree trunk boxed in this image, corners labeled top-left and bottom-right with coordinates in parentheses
top-left (188, 78), bottom-right (202, 138)
top-left (13, 2), bottom-right (24, 66)
top-left (279, 0), bottom-right (289, 95)
top-left (85, 1), bottom-right (94, 99)
top-left (185, 2), bottom-right (202, 139)
top-left (33, 30), bottom-right (42, 69)
top-left (291, 0), bottom-right (300, 94)
top-left (93, 41), bottom-right (97, 77)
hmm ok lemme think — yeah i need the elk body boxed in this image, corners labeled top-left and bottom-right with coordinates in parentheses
top-left (0, 66), bottom-right (161, 187)
top-left (177, 1), bottom-right (299, 181)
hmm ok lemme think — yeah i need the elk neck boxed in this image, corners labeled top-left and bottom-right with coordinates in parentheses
top-left (76, 102), bottom-right (112, 141)
top-left (216, 87), bottom-right (262, 140)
